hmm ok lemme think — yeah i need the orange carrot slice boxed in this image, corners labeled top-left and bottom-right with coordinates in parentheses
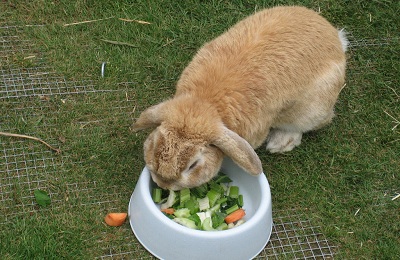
top-left (224, 208), bottom-right (245, 224)
top-left (104, 213), bottom-right (128, 226)
top-left (161, 208), bottom-right (175, 215)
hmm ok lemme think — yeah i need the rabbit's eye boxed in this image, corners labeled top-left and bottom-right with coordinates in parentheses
top-left (188, 160), bottom-right (199, 170)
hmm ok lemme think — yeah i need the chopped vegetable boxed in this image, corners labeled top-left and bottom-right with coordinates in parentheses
top-left (206, 189), bottom-right (221, 207)
top-left (197, 196), bottom-right (210, 211)
top-left (196, 212), bottom-right (207, 224)
top-left (208, 203), bottom-right (221, 215)
top-left (104, 213), bottom-right (128, 227)
top-left (173, 218), bottom-right (197, 229)
top-left (211, 211), bottom-right (225, 228)
top-left (209, 182), bottom-right (225, 194)
top-left (238, 194), bottom-right (244, 207)
top-left (224, 208), bottom-right (246, 224)
top-left (184, 197), bottom-right (200, 214)
top-left (216, 223), bottom-right (229, 230)
top-left (174, 208), bottom-right (191, 218)
top-left (216, 197), bottom-right (227, 205)
top-left (202, 217), bottom-right (215, 231)
top-left (161, 190), bottom-right (176, 210)
top-left (152, 172), bottom-right (246, 231)
top-left (228, 186), bottom-right (239, 198)
top-left (152, 188), bottom-right (162, 203)
top-left (213, 174), bottom-right (233, 184)
top-left (191, 183), bottom-right (208, 198)
top-left (235, 219), bottom-right (245, 227)
top-left (188, 213), bottom-right (201, 227)
top-left (225, 204), bottom-right (240, 215)
top-left (222, 196), bottom-right (240, 212)
top-left (179, 188), bottom-right (191, 206)
top-left (161, 208), bottom-right (175, 215)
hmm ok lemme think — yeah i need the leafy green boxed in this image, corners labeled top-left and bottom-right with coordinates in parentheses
top-left (213, 172), bottom-right (233, 184)
top-left (153, 173), bottom-right (246, 231)
top-left (190, 183), bottom-right (208, 198)
top-left (179, 188), bottom-right (191, 206)
top-left (34, 190), bottom-right (51, 207)
top-left (184, 197), bottom-right (200, 215)
top-left (228, 186), bottom-right (239, 198)
top-left (206, 189), bottom-right (221, 207)
top-left (211, 212), bottom-right (226, 229)
top-left (202, 217), bottom-right (215, 231)
top-left (188, 214), bottom-right (201, 228)
top-left (174, 208), bottom-right (191, 218)
top-left (173, 218), bottom-right (197, 229)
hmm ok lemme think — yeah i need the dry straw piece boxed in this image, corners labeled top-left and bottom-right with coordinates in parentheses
top-left (392, 194), bottom-right (400, 201)
top-left (63, 17), bottom-right (114, 27)
top-left (63, 17), bottom-right (151, 27)
top-left (0, 131), bottom-right (61, 154)
top-left (118, 18), bottom-right (152, 24)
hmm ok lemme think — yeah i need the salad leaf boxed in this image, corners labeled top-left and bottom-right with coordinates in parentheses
top-left (34, 190), bottom-right (51, 207)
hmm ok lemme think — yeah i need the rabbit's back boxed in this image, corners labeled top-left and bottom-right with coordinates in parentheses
top-left (175, 6), bottom-right (346, 147)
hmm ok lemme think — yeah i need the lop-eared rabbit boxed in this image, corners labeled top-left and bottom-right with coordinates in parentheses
top-left (132, 6), bottom-right (348, 190)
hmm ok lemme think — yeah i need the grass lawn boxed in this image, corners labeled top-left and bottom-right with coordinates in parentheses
top-left (1, 0), bottom-right (399, 259)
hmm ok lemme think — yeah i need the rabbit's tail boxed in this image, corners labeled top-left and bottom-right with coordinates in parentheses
top-left (338, 29), bottom-right (349, 52)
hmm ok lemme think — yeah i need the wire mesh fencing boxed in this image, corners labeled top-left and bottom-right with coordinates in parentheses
top-left (4, 23), bottom-right (398, 260)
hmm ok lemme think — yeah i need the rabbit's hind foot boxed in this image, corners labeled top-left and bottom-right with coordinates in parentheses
top-left (266, 129), bottom-right (302, 153)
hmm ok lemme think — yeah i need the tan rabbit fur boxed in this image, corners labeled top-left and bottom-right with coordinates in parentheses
top-left (132, 6), bottom-right (348, 190)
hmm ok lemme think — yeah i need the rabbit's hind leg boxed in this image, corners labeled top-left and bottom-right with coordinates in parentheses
top-left (265, 107), bottom-right (335, 153)
top-left (266, 129), bottom-right (302, 153)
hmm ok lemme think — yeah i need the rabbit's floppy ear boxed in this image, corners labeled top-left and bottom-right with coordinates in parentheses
top-left (131, 102), bottom-right (167, 132)
top-left (212, 126), bottom-right (263, 176)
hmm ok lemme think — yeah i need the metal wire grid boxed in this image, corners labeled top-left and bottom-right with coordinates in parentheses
top-left (0, 139), bottom-right (65, 224)
top-left (98, 232), bottom-right (155, 260)
top-left (345, 33), bottom-right (399, 77)
top-left (0, 154), bottom-right (124, 226)
top-left (60, 188), bottom-right (399, 259)
top-left (96, 210), bottom-right (336, 260)
top-left (0, 25), bottom-right (136, 228)
top-left (259, 212), bottom-right (335, 259)
top-left (347, 34), bottom-right (399, 49)
top-left (0, 66), bottom-right (98, 99)
top-left (0, 25), bottom-right (108, 100)
top-left (0, 24), bottom-right (342, 259)
top-left (0, 25), bottom-right (37, 62)
top-left (0, 92), bottom-right (135, 226)
top-left (1, 24), bottom-right (336, 260)
top-left (65, 181), bottom-right (123, 209)
top-left (96, 33), bottom-right (397, 259)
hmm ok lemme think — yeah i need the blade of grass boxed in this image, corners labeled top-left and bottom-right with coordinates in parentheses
top-left (100, 39), bottom-right (137, 48)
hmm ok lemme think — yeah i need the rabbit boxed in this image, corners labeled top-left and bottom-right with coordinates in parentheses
top-left (131, 6), bottom-right (348, 190)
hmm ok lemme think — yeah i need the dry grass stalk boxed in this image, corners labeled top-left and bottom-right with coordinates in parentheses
top-left (63, 17), bottom-right (114, 27)
top-left (0, 132), bottom-right (61, 154)
top-left (118, 18), bottom-right (151, 24)
top-left (383, 110), bottom-right (399, 130)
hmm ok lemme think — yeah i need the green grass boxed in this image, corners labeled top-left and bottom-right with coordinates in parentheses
top-left (1, 0), bottom-right (399, 259)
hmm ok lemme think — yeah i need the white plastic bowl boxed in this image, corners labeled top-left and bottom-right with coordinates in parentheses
top-left (128, 158), bottom-right (273, 260)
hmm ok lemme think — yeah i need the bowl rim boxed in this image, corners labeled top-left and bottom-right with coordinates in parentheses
top-left (137, 165), bottom-right (271, 238)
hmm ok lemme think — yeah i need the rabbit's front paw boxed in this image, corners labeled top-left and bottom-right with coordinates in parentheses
top-left (266, 129), bottom-right (302, 153)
